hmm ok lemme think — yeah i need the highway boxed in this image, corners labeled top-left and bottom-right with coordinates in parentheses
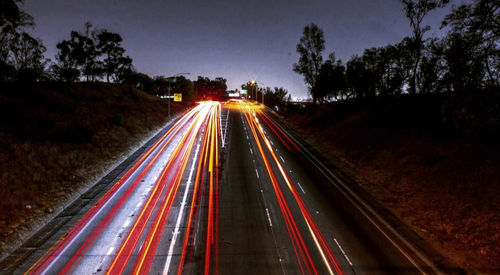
top-left (2, 100), bottom-right (453, 274)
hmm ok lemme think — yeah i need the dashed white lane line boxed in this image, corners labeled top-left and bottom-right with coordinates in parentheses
top-left (265, 208), bottom-right (273, 227)
top-left (279, 155), bottom-right (285, 163)
top-left (296, 182), bottom-right (306, 194)
top-left (334, 238), bottom-right (353, 266)
top-left (249, 148), bottom-right (253, 154)
top-left (163, 143), bottom-right (200, 275)
top-left (106, 247), bottom-right (115, 256)
top-left (255, 169), bottom-right (260, 179)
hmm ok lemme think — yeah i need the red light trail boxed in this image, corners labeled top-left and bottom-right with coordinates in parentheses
top-left (23, 100), bottom-right (346, 275)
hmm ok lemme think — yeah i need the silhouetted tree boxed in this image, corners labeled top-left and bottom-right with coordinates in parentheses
top-left (96, 30), bottom-right (131, 82)
top-left (10, 31), bottom-right (47, 81)
top-left (442, 0), bottom-right (499, 88)
top-left (78, 22), bottom-right (100, 81)
top-left (194, 76), bottom-right (227, 100)
top-left (51, 38), bottom-right (80, 82)
top-left (364, 45), bottom-right (407, 96)
top-left (53, 23), bottom-right (134, 83)
top-left (417, 38), bottom-right (447, 93)
top-left (114, 56), bottom-right (132, 82)
top-left (314, 59), bottom-right (335, 102)
top-left (400, 0), bottom-right (449, 93)
top-left (167, 76), bottom-right (195, 102)
top-left (213, 77), bottom-right (228, 100)
top-left (263, 86), bottom-right (291, 110)
top-left (443, 32), bottom-right (485, 90)
top-left (346, 56), bottom-right (376, 99)
top-left (0, 0), bottom-right (46, 81)
top-left (52, 23), bottom-right (100, 81)
top-left (194, 76), bottom-right (211, 98)
top-left (293, 23), bottom-right (325, 102)
top-left (134, 72), bottom-right (154, 93)
top-left (314, 53), bottom-right (346, 101)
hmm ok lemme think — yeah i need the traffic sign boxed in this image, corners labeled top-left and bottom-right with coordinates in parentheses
top-left (174, 93), bottom-right (182, 102)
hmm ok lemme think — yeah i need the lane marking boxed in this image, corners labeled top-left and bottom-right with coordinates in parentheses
top-left (162, 144), bottom-right (201, 275)
top-left (265, 208), bottom-right (273, 227)
top-left (279, 124), bottom-right (438, 274)
top-left (296, 182), bottom-right (306, 194)
top-left (106, 247), bottom-right (115, 256)
top-left (279, 155), bottom-right (285, 163)
top-left (255, 169), bottom-right (259, 179)
top-left (334, 238), bottom-right (353, 266)
top-left (249, 148), bottom-right (253, 154)
top-left (123, 219), bottom-right (131, 228)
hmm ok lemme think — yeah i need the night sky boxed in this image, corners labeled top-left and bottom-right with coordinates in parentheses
top-left (23, 0), bottom-right (468, 99)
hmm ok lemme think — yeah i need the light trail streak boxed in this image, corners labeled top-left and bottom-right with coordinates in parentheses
top-left (258, 112), bottom-right (301, 152)
top-left (242, 105), bottom-right (316, 275)
top-left (257, 112), bottom-right (344, 275)
top-left (162, 143), bottom-right (200, 275)
top-left (177, 115), bottom-right (210, 275)
top-left (26, 106), bottom-right (204, 275)
top-left (172, 101), bottom-right (221, 275)
top-left (106, 103), bottom-right (212, 274)
top-left (24, 101), bottom-right (223, 275)
top-left (132, 105), bottom-right (209, 274)
top-left (240, 101), bottom-right (344, 275)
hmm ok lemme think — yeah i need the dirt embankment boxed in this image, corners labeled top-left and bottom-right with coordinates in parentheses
top-left (0, 82), bottom-right (186, 256)
top-left (285, 93), bottom-right (500, 272)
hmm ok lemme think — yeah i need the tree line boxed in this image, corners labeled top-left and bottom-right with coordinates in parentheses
top-left (0, 0), bottom-right (228, 103)
top-left (240, 81), bottom-right (291, 111)
top-left (1, 1), bottom-right (133, 83)
top-left (294, 0), bottom-right (499, 103)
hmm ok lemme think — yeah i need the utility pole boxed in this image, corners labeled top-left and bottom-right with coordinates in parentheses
top-left (251, 79), bottom-right (265, 105)
top-left (251, 79), bottom-right (256, 102)
top-left (168, 85), bottom-right (171, 117)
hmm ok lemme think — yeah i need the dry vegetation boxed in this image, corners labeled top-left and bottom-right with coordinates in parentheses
top-left (0, 82), bottom-right (186, 255)
top-left (285, 93), bottom-right (500, 272)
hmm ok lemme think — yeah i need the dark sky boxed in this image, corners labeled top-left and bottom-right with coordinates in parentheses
top-left (23, 0), bottom-right (468, 99)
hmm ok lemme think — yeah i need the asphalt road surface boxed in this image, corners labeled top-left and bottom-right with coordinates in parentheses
top-left (1, 100), bottom-right (457, 274)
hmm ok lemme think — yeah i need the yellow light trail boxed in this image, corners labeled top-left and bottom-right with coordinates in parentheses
top-left (106, 103), bottom-right (212, 275)
top-left (240, 101), bottom-right (344, 275)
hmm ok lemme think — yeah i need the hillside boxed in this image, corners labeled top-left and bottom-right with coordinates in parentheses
top-left (285, 92), bottom-right (500, 272)
top-left (0, 82), bottom-right (186, 255)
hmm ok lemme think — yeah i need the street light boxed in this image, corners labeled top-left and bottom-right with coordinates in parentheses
top-left (250, 79), bottom-right (265, 105)
top-left (250, 79), bottom-right (256, 102)
top-left (167, 72), bottom-right (190, 117)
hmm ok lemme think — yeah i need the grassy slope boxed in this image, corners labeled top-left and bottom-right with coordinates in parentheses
top-left (286, 94), bottom-right (499, 272)
top-left (0, 82), bottom-right (186, 254)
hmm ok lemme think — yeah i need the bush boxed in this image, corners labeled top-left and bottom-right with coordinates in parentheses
top-left (58, 126), bottom-right (94, 144)
top-left (108, 114), bottom-right (124, 126)
top-left (442, 88), bottom-right (500, 141)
